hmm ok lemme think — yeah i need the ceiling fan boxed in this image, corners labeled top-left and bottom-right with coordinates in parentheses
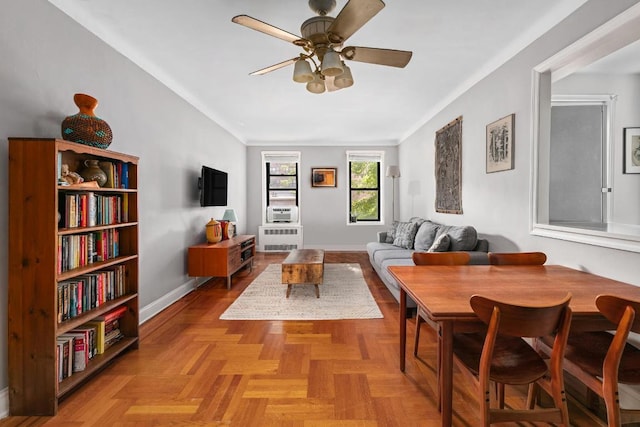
top-left (232, 0), bottom-right (412, 94)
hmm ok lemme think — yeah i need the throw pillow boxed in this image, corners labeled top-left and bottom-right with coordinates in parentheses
top-left (440, 225), bottom-right (478, 251)
top-left (413, 220), bottom-right (441, 251)
top-left (428, 233), bottom-right (450, 252)
top-left (393, 221), bottom-right (419, 249)
top-left (385, 221), bottom-right (399, 243)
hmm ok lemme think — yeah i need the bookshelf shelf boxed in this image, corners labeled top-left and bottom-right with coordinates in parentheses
top-left (56, 254), bottom-right (138, 281)
top-left (57, 337), bottom-right (138, 397)
top-left (58, 221), bottom-right (139, 236)
top-left (8, 138), bottom-right (140, 415)
top-left (57, 294), bottom-right (138, 335)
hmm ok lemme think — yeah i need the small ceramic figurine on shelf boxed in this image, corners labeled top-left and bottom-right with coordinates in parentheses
top-left (59, 164), bottom-right (84, 185)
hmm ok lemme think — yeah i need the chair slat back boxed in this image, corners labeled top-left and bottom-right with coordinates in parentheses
top-left (488, 252), bottom-right (547, 266)
top-left (412, 251), bottom-right (470, 266)
top-left (470, 293), bottom-right (572, 338)
top-left (596, 295), bottom-right (640, 334)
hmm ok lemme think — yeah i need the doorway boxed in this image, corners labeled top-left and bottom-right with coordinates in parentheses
top-left (549, 97), bottom-right (611, 226)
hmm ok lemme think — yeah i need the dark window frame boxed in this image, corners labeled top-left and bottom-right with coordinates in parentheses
top-left (348, 160), bottom-right (381, 222)
top-left (266, 161), bottom-right (299, 207)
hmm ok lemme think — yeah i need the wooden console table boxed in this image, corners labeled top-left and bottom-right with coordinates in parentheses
top-left (188, 235), bottom-right (255, 289)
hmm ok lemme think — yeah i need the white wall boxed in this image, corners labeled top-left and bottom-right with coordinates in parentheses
top-left (246, 145), bottom-right (398, 250)
top-left (0, 0), bottom-right (247, 407)
top-left (399, 0), bottom-right (640, 287)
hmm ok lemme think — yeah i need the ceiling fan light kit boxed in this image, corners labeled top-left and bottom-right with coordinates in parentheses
top-left (293, 58), bottom-right (314, 82)
top-left (334, 63), bottom-right (354, 88)
top-left (320, 50), bottom-right (344, 76)
top-left (232, 0), bottom-right (412, 95)
top-left (307, 71), bottom-right (327, 94)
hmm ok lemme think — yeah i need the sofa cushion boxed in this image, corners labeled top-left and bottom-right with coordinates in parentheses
top-left (373, 247), bottom-right (415, 266)
top-left (436, 225), bottom-right (478, 251)
top-left (393, 221), bottom-right (419, 249)
top-left (414, 220), bottom-right (441, 251)
top-left (428, 233), bottom-right (450, 252)
top-left (366, 242), bottom-right (397, 260)
top-left (385, 221), bottom-right (399, 243)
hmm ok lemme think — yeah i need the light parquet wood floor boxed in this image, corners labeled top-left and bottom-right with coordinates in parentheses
top-left (2, 252), bottom-right (604, 426)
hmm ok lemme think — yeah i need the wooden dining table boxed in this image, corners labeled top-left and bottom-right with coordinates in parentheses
top-left (388, 264), bottom-right (640, 427)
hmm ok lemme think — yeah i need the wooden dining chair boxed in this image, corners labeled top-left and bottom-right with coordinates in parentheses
top-left (412, 251), bottom-right (471, 357)
top-left (488, 251), bottom-right (547, 265)
top-left (486, 250), bottom-right (547, 406)
top-left (452, 293), bottom-right (573, 426)
top-left (537, 295), bottom-right (640, 426)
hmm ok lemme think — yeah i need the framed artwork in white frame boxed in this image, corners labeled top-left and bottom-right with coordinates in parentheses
top-left (486, 114), bottom-right (515, 173)
top-left (624, 127), bottom-right (640, 174)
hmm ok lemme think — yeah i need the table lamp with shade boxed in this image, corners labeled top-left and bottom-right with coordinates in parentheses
top-left (221, 209), bottom-right (238, 238)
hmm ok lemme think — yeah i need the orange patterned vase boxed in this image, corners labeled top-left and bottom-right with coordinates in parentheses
top-left (61, 93), bottom-right (113, 149)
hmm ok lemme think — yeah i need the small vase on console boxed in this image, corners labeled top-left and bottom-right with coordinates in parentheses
top-left (206, 218), bottom-right (222, 243)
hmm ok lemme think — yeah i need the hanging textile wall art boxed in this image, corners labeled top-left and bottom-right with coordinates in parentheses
top-left (435, 116), bottom-right (463, 214)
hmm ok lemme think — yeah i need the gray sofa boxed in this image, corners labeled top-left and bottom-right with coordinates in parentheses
top-left (366, 217), bottom-right (489, 308)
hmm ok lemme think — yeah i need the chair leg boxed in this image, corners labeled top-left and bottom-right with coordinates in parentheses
top-left (602, 380), bottom-right (622, 427)
top-left (414, 315), bottom-right (423, 356)
top-left (497, 383), bottom-right (505, 409)
top-left (480, 379), bottom-right (492, 427)
top-left (550, 378), bottom-right (570, 426)
top-left (526, 382), bottom-right (539, 409)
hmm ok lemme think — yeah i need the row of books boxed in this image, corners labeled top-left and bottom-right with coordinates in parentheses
top-left (57, 229), bottom-right (120, 274)
top-left (59, 192), bottom-right (129, 229)
top-left (57, 306), bottom-right (127, 382)
top-left (57, 265), bottom-right (126, 322)
top-left (57, 154), bottom-right (131, 190)
top-left (99, 160), bottom-right (130, 189)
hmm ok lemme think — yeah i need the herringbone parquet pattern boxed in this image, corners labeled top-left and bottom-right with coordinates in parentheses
top-left (1, 252), bottom-right (603, 426)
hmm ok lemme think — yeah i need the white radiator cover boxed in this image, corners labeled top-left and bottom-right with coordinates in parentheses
top-left (258, 225), bottom-right (303, 251)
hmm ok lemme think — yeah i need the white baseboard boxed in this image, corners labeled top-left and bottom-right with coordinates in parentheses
top-left (139, 278), bottom-right (206, 324)
top-left (0, 387), bottom-right (8, 419)
top-left (257, 244), bottom-right (366, 252)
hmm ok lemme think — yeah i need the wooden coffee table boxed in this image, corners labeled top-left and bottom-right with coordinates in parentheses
top-left (281, 249), bottom-right (325, 298)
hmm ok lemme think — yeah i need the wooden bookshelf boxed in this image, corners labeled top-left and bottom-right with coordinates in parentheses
top-left (188, 235), bottom-right (256, 289)
top-left (8, 138), bottom-right (139, 415)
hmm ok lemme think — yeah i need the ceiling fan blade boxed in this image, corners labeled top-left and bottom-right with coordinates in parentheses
top-left (342, 46), bottom-right (412, 68)
top-left (249, 57), bottom-right (298, 76)
top-left (232, 15), bottom-right (302, 44)
top-left (327, 0), bottom-right (385, 44)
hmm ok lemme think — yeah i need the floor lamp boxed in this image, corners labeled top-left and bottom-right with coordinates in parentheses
top-left (386, 165), bottom-right (401, 222)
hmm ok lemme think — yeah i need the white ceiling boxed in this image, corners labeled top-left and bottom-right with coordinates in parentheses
top-left (48, 0), bottom-right (590, 145)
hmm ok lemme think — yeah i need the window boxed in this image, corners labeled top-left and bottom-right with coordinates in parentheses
top-left (267, 162), bottom-right (298, 207)
top-left (347, 151), bottom-right (383, 222)
top-left (262, 152), bottom-right (300, 221)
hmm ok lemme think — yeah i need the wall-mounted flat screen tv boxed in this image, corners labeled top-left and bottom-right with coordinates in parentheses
top-left (199, 166), bottom-right (227, 207)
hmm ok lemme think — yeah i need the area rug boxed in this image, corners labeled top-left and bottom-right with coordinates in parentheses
top-left (220, 263), bottom-right (383, 320)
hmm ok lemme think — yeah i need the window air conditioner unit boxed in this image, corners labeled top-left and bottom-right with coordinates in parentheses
top-left (267, 206), bottom-right (299, 223)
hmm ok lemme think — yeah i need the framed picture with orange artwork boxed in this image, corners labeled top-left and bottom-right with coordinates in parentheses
top-left (311, 167), bottom-right (337, 187)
